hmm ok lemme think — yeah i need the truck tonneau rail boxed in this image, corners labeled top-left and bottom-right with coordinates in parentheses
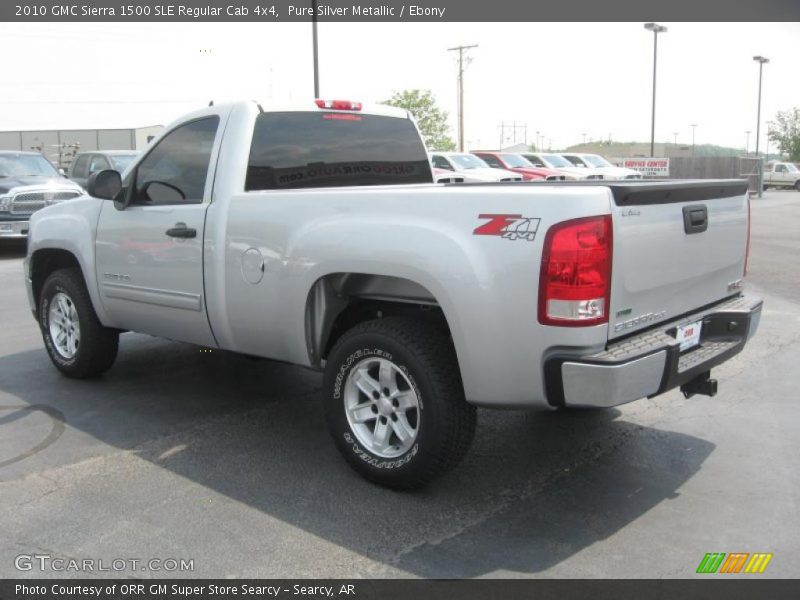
top-left (444, 178), bottom-right (750, 204)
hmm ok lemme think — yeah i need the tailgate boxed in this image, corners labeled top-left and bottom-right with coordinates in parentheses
top-left (608, 180), bottom-right (749, 339)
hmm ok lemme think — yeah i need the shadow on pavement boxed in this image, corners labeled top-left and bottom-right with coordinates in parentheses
top-left (0, 240), bottom-right (26, 260)
top-left (0, 333), bottom-right (714, 576)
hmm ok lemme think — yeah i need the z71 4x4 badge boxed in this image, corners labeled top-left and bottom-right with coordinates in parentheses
top-left (473, 214), bottom-right (541, 241)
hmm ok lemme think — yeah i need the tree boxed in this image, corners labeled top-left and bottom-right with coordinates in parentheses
top-left (383, 89), bottom-right (456, 151)
top-left (768, 107), bottom-right (800, 161)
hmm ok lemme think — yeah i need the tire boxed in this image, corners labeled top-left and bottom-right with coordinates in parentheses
top-left (39, 267), bottom-right (119, 378)
top-left (795, 180), bottom-right (800, 191)
top-left (323, 317), bottom-right (476, 489)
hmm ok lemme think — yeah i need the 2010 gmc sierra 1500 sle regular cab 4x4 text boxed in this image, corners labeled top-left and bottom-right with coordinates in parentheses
top-left (24, 100), bottom-right (762, 488)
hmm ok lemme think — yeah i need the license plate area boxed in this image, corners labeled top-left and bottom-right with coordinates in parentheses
top-left (676, 320), bottom-right (703, 352)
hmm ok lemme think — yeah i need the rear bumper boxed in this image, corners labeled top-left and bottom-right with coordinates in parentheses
top-left (545, 295), bottom-right (762, 408)
top-left (0, 219), bottom-right (29, 238)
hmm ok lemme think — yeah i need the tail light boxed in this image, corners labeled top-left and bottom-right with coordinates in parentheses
top-left (538, 215), bottom-right (613, 327)
top-left (744, 196), bottom-right (751, 276)
top-left (315, 99), bottom-right (362, 111)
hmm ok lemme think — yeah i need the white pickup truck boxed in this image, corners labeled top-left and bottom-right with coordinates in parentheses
top-left (24, 100), bottom-right (762, 488)
top-left (762, 161), bottom-right (800, 190)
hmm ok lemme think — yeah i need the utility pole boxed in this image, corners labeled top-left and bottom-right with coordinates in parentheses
top-left (448, 43), bottom-right (478, 152)
top-left (690, 123), bottom-right (698, 157)
top-left (745, 130), bottom-right (751, 155)
top-left (673, 131), bottom-right (678, 145)
top-left (581, 132), bottom-right (587, 144)
top-left (311, 0), bottom-right (319, 97)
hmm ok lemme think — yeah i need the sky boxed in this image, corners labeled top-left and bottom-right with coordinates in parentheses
top-left (0, 21), bottom-right (798, 152)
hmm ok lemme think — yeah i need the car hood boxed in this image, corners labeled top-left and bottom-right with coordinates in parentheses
top-left (0, 176), bottom-right (83, 195)
top-left (458, 168), bottom-right (521, 181)
top-left (596, 166), bottom-right (642, 178)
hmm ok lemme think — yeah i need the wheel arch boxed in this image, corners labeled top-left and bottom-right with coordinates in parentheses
top-left (30, 248), bottom-right (84, 318)
top-left (304, 272), bottom-right (456, 367)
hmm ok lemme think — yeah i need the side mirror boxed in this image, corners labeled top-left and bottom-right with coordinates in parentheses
top-left (87, 169), bottom-right (122, 200)
top-left (58, 168), bottom-right (67, 177)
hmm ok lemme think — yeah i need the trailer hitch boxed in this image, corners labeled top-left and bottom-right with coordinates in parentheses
top-left (681, 371), bottom-right (718, 399)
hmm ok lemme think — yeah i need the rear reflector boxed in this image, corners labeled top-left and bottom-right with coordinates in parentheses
top-left (538, 215), bottom-right (613, 327)
top-left (315, 99), bottom-right (363, 111)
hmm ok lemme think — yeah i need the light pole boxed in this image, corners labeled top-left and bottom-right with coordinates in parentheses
top-left (753, 55), bottom-right (769, 198)
top-left (447, 43), bottom-right (479, 152)
top-left (644, 22), bottom-right (667, 158)
top-left (582, 132), bottom-right (587, 144)
top-left (745, 130), bottom-right (751, 155)
top-left (690, 123), bottom-right (697, 157)
top-left (753, 56), bottom-right (769, 158)
top-left (673, 131), bottom-right (678, 145)
top-left (311, 0), bottom-right (319, 97)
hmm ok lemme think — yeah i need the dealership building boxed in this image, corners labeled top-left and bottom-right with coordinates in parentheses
top-left (0, 125), bottom-right (163, 169)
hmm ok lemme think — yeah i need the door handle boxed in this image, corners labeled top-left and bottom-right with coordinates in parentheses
top-left (166, 222), bottom-right (196, 238)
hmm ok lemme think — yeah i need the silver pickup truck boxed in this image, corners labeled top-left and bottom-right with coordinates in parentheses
top-left (24, 100), bottom-right (762, 488)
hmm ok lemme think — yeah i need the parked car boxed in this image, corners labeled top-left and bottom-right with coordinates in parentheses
top-left (0, 151), bottom-right (83, 239)
top-left (430, 152), bottom-right (523, 182)
top-left (68, 151), bottom-right (140, 189)
top-left (762, 161), bottom-right (800, 191)
top-left (560, 153), bottom-right (643, 180)
top-left (26, 100), bottom-right (761, 489)
top-left (521, 152), bottom-right (606, 180)
top-left (471, 151), bottom-right (563, 181)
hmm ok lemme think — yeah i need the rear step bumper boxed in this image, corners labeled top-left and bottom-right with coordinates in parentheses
top-left (545, 295), bottom-right (762, 408)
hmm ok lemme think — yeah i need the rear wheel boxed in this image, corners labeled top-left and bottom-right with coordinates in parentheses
top-left (39, 268), bottom-right (119, 378)
top-left (795, 180), bottom-right (800, 191)
top-left (323, 317), bottom-right (476, 489)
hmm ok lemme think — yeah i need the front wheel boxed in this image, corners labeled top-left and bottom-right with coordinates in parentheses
top-left (323, 317), bottom-right (476, 489)
top-left (39, 267), bottom-right (119, 378)
top-left (795, 180), bottom-right (800, 191)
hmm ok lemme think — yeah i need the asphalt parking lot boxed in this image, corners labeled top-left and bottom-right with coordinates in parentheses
top-left (1, 190), bottom-right (798, 579)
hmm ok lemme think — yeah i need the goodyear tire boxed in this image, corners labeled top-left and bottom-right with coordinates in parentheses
top-left (323, 317), bottom-right (476, 489)
top-left (39, 268), bottom-right (119, 378)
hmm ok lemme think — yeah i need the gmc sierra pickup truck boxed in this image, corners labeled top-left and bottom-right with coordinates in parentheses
top-left (24, 100), bottom-right (762, 488)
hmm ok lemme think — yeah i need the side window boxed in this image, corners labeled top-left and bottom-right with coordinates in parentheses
top-left (528, 156), bottom-right (546, 167)
top-left (432, 155), bottom-right (453, 170)
top-left (72, 155), bottom-right (90, 178)
top-left (776, 164), bottom-right (787, 173)
top-left (133, 116), bottom-right (219, 205)
top-left (480, 154), bottom-right (503, 168)
top-left (89, 155), bottom-right (111, 173)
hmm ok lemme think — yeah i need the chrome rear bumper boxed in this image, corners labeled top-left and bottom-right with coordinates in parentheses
top-left (547, 295), bottom-right (763, 408)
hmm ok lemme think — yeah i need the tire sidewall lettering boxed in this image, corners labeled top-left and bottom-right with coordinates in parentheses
top-left (334, 346), bottom-right (424, 469)
top-left (40, 282), bottom-right (77, 367)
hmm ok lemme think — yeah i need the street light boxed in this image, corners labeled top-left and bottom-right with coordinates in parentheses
top-left (753, 55), bottom-right (769, 198)
top-left (753, 55), bottom-right (769, 158)
top-left (644, 22), bottom-right (667, 158)
top-left (745, 130), bottom-right (751, 155)
top-left (311, 0), bottom-right (319, 97)
top-left (690, 123), bottom-right (698, 157)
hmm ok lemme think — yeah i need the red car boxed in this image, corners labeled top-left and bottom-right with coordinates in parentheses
top-left (471, 151), bottom-right (566, 181)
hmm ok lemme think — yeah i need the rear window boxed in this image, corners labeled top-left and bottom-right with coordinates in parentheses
top-left (246, 112), bottom-right (432, 191)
